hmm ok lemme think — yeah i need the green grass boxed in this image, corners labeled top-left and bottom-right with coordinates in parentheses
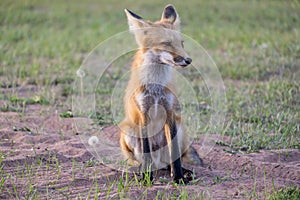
top-left (269, 186), bottom-right (300, 200)
top-left (0, 0), bottom-right (299, 199)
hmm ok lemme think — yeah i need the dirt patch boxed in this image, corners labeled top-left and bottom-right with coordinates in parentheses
top-left (0, 105), bottom-right (299, 199)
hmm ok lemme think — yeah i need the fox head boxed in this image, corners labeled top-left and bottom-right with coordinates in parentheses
top-left (125, 5), bottom-right (192, 67)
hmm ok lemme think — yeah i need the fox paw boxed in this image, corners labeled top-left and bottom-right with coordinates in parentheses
top-left (174, 177), bottom-right (189, 185)
top-left (183, 168), bottom-right (194, 181)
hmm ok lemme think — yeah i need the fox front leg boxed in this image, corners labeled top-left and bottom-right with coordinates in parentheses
top-left (165, 115), bottom-right (187, 184)
top-left (140, 126), bottom-right (153, 184)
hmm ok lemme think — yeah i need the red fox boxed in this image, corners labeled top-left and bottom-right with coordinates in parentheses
top-left (119, 4), bottom-right (203, 184)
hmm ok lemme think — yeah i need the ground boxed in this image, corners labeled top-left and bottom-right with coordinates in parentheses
top-left (0, 99), bottom-right (299, 199)
top-left (0, 0), bottom-right (300, 199)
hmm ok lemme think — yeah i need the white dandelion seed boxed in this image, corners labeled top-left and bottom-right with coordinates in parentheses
top-left (260, 43), bottom-right (268, 49)
top-left (88, 136), bottom-right (99, 146)
top-left (76, 69), bottom-right (86, 78)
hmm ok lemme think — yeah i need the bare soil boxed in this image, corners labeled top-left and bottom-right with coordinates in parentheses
top-left (0, 87), bottom-right (299, 200)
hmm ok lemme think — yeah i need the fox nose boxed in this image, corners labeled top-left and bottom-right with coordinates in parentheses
top-left (185, 57), bottom-right (192, 65)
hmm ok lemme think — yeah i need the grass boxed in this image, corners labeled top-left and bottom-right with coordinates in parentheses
top-left (269, 186), bottom-right (300, 200)
top-left (0, 0), bottom-right (299, 199)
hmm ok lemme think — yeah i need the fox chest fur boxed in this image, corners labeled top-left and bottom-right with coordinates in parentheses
top-left (125, 64), bottom-right (179, 149)
top-left (135, 63), bottom-right (175, 113)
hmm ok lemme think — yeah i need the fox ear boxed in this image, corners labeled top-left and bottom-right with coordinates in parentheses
top-left (161, 4), bottom-right (180, 29)
top-left (125, 9), bottom-right (149, 33)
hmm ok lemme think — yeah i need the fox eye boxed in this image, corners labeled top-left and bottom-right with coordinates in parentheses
top-left (161, 41), bottom-right (172, 46)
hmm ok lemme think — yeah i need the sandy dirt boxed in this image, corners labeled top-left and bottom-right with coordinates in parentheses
top-left (0, 87), bottom-right (299, 199)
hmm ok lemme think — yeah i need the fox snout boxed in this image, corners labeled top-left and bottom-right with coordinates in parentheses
top-left (174, 56), bottom-right (192, 67)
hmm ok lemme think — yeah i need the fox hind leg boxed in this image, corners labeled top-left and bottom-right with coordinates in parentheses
top-left (119, 122), bottom-right (140, 167)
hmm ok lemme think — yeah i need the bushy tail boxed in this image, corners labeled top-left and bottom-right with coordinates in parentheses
top-left (182, 146), bottom-right (203, 166)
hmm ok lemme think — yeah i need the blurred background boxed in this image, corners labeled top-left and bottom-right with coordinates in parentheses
top-left (0, 0), bottom-right (299, 151)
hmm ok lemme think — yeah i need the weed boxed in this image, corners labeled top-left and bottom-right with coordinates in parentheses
top-left (60, 110), bottom-right (73, 118)
top-left (212, 175), bottom-right (230, 184)
top-left (269, 186), bottom-right (300, 200)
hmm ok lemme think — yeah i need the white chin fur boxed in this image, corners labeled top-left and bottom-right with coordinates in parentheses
top-left (159, 51), bottom-right (187, 67)
top-left (159, 51), bottom-right (175, 66)
top-left (160, 57), bottom-right (175, 66)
